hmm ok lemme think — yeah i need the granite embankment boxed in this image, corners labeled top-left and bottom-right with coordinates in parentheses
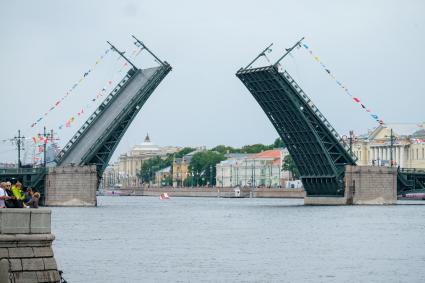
top-left (122, 187), bottom-right (306, 198)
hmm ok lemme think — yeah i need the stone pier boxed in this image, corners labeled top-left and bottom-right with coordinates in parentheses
top-left (45, 165), bottom-right (97, 206)
top-left (0, 209), bottom-right (61, 283)
top-left (345, 165), bottom-right (397, 205)
top-left (304, 165), bottom-right (397, 205)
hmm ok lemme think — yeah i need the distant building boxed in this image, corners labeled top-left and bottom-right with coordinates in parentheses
top-left (102, 134), bottom-right (180, 187)
top-left (172, 147), bottom-right (206, 187)
top-left (215, 148), bottom-right (290, 187)
top-left (352, 123), bottom-right (425, 169)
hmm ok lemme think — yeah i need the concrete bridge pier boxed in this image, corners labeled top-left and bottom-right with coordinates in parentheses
top-left (45, 165), bottom-right (97, 207)
top-left (304, 165), bottom-right (397, 205)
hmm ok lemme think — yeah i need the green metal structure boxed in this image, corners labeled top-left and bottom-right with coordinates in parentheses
top-left (397, 168), bottom-right (425, 194)
top-left (236, 39), bottom-right (357, 197)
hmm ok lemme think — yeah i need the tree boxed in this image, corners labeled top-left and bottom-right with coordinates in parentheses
top-left (189, 151), bottom-right (226, 186)
top-left (137, 156), bottom-right (171, 184)
top-left (211, 145), bottom-right (239, 154)
top-left (282, 155), bottom-right (300, 180)
top-left (272, 138), bottom-right (285, 148)
top-left (161, 175), bottom-right (172, 186)
top-left (240, 143), bottom-right (270, 154)
top-left (175, 147), bottom-right (196, 158)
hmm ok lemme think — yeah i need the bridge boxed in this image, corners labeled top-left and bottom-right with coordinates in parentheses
top-left (236, 39), bottom-right (425, 198)
top-left (55, 37), bottom-right (171, 178)
top-left (2, 37), bottom-right (425, 203)
top-left (0, 37), bottom-right (171, 199)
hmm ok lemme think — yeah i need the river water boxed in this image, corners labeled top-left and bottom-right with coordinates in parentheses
top-left (51, 197), bottom-right (425, 282)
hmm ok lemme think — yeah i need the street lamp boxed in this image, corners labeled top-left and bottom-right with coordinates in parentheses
top-left (385, 128), bottom-right (396, 167)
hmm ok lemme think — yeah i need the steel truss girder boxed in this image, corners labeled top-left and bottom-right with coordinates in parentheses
top-left (56, 63), bottom-right (171, 178)
top-left (82, 64), bottom-right (172, 177)
top-left (236, 66), bottom-right (356, 196)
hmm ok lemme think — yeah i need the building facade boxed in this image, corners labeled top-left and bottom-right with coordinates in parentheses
top-left (352, 123), bottom-right (425, 169)
top-left (215, 149), bottom-right (290, 188)
top-left (172, 148), bottom-right (206, 187)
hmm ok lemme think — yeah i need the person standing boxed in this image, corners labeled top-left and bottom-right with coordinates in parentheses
top-left (0, 182), bottom-right (12, 208)
top-left (26, 192), bottom-right (40, 208)
top-left (11, 181), bottom-right (25, 208)
top-left (3, 182), bottom-right (17, 208)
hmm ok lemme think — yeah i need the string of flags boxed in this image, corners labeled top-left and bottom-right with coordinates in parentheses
top-left (410, 138), bottom-right (425, 144)
top-left (29, 48), bottom-right (134, 158)
top-left (301, 42), bottom-right (384, 125)
top-left (56, 48), bottom-right (142, 131)
top-left (29, 47), bottom-right (112, 129)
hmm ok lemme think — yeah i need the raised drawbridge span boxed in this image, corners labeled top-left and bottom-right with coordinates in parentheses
top-left (237, 39), bottom-right (425, 197)
top-left (237, 42), bottom-right (355, 197)
top-left (55, 37), bottom-right (171, 178)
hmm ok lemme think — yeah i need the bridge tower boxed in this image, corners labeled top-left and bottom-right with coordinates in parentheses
top-left (55, 37), bottom-right (171, 178)
top-left (236, 39), bottom-right (356, 197)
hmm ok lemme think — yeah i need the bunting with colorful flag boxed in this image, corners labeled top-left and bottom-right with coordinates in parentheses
top-left (54, 48), bottom-right (142, 131)
top-left (302, 42), bottom-right (384, 125)
top-left (29, 47), bottom-right (112, 128)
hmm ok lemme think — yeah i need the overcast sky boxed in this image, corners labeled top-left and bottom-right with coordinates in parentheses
top-left (0, 0), bottom-right (424, 164)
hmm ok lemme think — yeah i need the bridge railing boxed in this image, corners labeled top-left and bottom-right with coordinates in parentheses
top-left (281, 70), bottom-right (356, 160)
top-left (398, 168), bottom-right (425, 174)
top-left (0, 167), bottom-right (47, 175)
top-left (80, 64), bottom-right (171, 166)
top-left (56, 69), bottom-right (136, 162)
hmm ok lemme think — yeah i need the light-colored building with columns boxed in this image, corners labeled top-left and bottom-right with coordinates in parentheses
top-left (352, 123), bottom-right (425, 169)
top-left (102, 134), bottom-right (181, 187)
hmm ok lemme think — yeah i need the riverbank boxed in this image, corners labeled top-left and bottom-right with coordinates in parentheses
top-left (104, 187), bottom-right (306, 198)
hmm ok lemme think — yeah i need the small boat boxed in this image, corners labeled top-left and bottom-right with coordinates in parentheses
top-left (159, 193), bottom-right (170, 200)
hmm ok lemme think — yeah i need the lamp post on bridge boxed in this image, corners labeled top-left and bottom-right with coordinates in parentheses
top-left (13, 130), bottom-right (25, 169)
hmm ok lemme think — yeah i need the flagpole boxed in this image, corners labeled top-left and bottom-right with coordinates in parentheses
top-left (107, 41), bottom-right (138, 70)
top-left (131, 35), bottom-right (165, 66)
top-left (244, 43), bottom-right (274, 70)
top-left (273, 37), bottom-right (304, 67)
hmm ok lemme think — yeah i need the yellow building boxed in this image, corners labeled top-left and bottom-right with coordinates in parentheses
top-left (352, 123), bottom-right (425, 169)
top-left (172, 156), bottom-right (191, 187)
top-left (172, 147), bottom-right (206, 187)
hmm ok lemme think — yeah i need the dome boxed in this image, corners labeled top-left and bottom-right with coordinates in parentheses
top-left (131, 133), bottom-right (160, 153)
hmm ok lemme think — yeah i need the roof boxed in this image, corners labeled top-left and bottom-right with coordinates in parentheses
top-left (253, 149), bottom-right (281, 159)
top-left (369, 123), bottom-right (425, 139)
top-left (157, 166), bottom-right (171, 173)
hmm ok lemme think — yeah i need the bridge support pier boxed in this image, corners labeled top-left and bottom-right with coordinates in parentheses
top-left (304, 166), bottom-right (397, 205)
top-left (345, 165), bottom-right (397, 205)
top-left (45, 165), bottom-right (97, 206)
